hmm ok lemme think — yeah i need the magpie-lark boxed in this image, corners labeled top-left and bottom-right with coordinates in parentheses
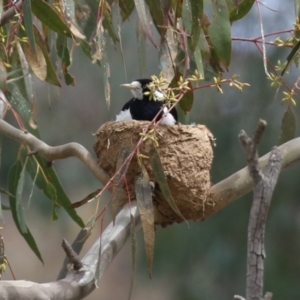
top-left (116, 79), bottom-right (178, 125)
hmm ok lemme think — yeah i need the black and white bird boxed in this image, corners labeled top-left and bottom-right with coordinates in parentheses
top-left (116, 78), bottom-right (178, 125)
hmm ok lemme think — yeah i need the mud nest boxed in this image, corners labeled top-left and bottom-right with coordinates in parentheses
top-left (94, 121), bottom-right (215, 226)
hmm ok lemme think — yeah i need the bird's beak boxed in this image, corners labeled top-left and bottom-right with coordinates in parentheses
top-left (120, 82), bottom-right (140, 90)
top-left (120, 83), bottom-right (135, 89)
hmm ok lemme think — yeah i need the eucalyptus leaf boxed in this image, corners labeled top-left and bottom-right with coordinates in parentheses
top-left (56, 36), bottom-right (75, 86)
top-left (119, 0), bottom-right (135, 21)
top-left (278, 106), bottom-right (297, 145)
top-left (208, 0), bottom-right (231, 69)
top-left (33, 25), bottom-right (61, 87)
top-left (8, 161), bottom-right (43, 263)
top-left (23, 0), bottom-right (36, 53)
top-left (31, 0), bottom-right (72, 37)
top-left (230, 0), bottom-right (255, 22)
top-left (16, 159), bottom-right (28, 234)
top-left (190, 0), bottom-right (203, 51)
top-left (111, 147), bottom-right (131, 222)
top-left (149, 147), bottom-right (186, 222)
top-left (135, 166), bottom-right (154, 278)
top-left (128, 214), bottom-right (137, 300)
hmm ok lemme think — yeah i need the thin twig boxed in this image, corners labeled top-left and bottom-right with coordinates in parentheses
top-left (62, 239), bottom-right (83, 271)
top-left (57, 217), bottom-right (93, 280)
top-left (0, 0), bottom-right (23, 27)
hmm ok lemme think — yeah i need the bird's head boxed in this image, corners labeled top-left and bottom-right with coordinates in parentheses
top-left (120, 78), bottom-right (153, 100)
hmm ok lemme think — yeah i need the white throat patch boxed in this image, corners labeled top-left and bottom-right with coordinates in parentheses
top-left (130, 81), bottom-right (143, 100)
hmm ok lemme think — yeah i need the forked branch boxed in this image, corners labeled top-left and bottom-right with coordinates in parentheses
top-left (0, 203), bottom-right (140, 300)
top-left (237, 120), bottom-right (282, 300)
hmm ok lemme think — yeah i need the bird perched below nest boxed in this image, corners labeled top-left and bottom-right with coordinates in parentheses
top-left (94, 121), bottom-right (215, 227)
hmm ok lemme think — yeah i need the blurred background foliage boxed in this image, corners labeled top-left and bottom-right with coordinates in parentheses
top-left (1, 0), bottom-right (300, 299)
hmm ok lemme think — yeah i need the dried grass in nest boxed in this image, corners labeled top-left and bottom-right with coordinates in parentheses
top-left (94, 121), bottom-right (215, 226)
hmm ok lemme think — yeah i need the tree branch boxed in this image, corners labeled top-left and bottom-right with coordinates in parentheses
top-left (57, 217), bottom-right (93, 280)
top-left (208, 135), bottom-right (300, 215)
top-left (0, 120), bottom-right (300, 300)
top-left (61, 239), bottom-right (83, 271)
top-left (1, 118), bottom-right (300, 217)
top-left (0, 117), bottom-right (299, 299)
top-left (238, 120), bottom-right (282, 300)
top-left (0, 203), bottom-right (140, 300)
top-left (0, 119), bottom-right (110, 185)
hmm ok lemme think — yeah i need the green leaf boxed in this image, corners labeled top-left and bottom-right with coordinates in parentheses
top-left (295, 0), bottom-right (300, 39)
top-left (103, 53), bottom-right (111, 108)
top-left (21, 42), bottom-right (47, 81)
top-left (73, 0), bottom-right (96, 39)
top-left (6, 85), bottom-right (83, 227)
top-left (23, 0), bottom-right (36, 53)
top-left (278, 106), bottom-right (297, 145)
top-left (93, 31), bottom-right (111, 106)
top-left (174, 0), bottom-right (183, 22)
top-left (137, 18), bottom-right (147, 77)
top-left (224, 0), bottom-right (234, 11)
top-left (194, 33), bottom-right (206, 79)
top-left (103, 2), bottom-right (119, 43)
top-left (149, 147), bottom-right (186, 222)
top-left (180, 84), bottom-right (194, 114)
top-left (119, 0), bottom-right (135, 21)
top-left (170, 71), bottom-right (194, 114)
top-left (145, 0), bottom-right (171, 39)
top-left (159, 32), bottom-right (177, 80)
top-left (16, 159), bottom-right (28, 234)
top-left (7, 83), bottom-right (34, 125)
top-left (0, 193), bottom-right (2, 221)
top-left (20, 148), bottom-right (84, 228)
top-left (182, 0), bottom-right (192, 34)
top-left (281, 39), bottom-right (300, 76)
top-left (80, 40), bottom-right (99, 65)
top-left (56, 36), bottom-right (75, 86)
top-left (169, 69), bottom-right (181, 88)
top-left (0, 128), bottom-right (2, 169)
top-left (208, 0), bottom-right (231, 69)
top-left (21, 151), bottom-right (56, 205)
top-left (0, 61), bottom-right (7, 90)
top-left (16, 42), bottom-right (35, 104)
top-left (190, 0), bottom-right (203, 51)
top-left (33, 25), bottom-right (61, 87)
top-left (31, 0), bottom-right (72, 37)
top-left (230, 0), bottom-right (255, 22)
top-left (128, 214), bottom-right (137, 300)
top-left (134, 0), bottom-right (157, 47)
top-left (111, 147), bottom-right (131, 223)
top-left (135, 166), bottom-right (154, 278)
top-left (8, 162), bottom-right (43, 263)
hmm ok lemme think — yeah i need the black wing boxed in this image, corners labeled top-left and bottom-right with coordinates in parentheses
top-left (130, 99), bottom-right (164, 121)
top-left (122, 98), bottom-right (134, 111)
